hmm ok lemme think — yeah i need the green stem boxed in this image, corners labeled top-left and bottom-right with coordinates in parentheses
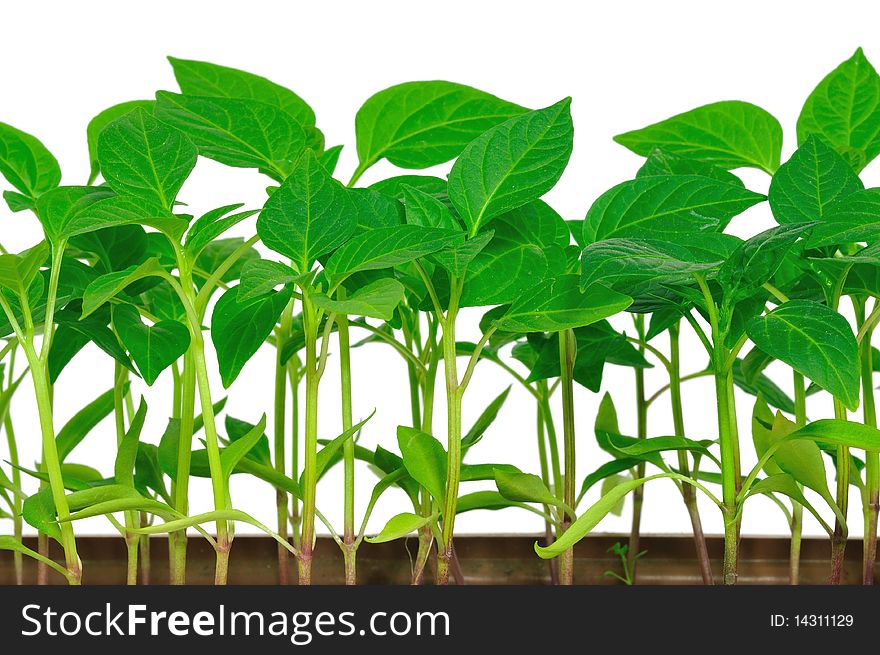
top-left (274, 302), bottom-right (293, 585)
top-left (337, 290), bottom-right (357, 585)
top-left (628, 315), bottom-right (647, 580)
top-left (170, 351), bottom-right (195, 584)
top-left (830, 399), bottom-right (849, 585)
top-left (670, 322), bottom-right (713, 584)
top-left (114, 362), bottom-right (139, 585)
top-left (858, 301), bottom-right (878, 585)
top-left (789, 371), bottom-right (807, 585)
top-left (535, 390), bottom-right (559, 584)
top-left (537, 383), bottom-right (563, 498)
top-left (558, 328), bottom-right (577, 585)
top-left (4, 393), bottom-right (22, 584)
top-left (287, 357), bottom-right (301, 550)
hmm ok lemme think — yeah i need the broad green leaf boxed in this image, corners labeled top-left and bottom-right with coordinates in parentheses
top-left (765, 410), bottom-right (833, 504)
top-left (355, 81), bottom-right (525, 172)
top-left (56, 387), bottom-right (118, 461)
top-left (4, 190), bottom-right (34, 212)
top-left (310, 278), bottom-right (405, 321)
top-left (456, 491), bottom-right (521, 514)
top-left (80, 258), bottom-right (168, 318)
top-left (733, 359), bottom-right (795, 414)
top-left (66, 194), bottom-right (189, 241)
top-left (768, 135), bottom-right (863, 224)
top-left (155, 91), bottom-right (307, 179)
top-left (805, 188), bottom-right (880, 247)
top-left (579, 238), bottom-right (723, 293)
top-left (397, 426), bottom-right (447, 501)
top-left (430, 230), bottom-right (494, 278)
top-left (402, 184), bottom-right (460, 230)
top-left (582, 175), bottom-right (765, 243)
top-left (51, 305), bottom-right (135, 382)
top-left (22, 487), bottom-right (61, 541)
top-left (33, 186), bottom-right (115, 244)
top-left (494, 467), bottom-right (566, 509)
top-left (448, 99), bottom-right (573, 235)
top-left (86, 100), bottom-right (156, 184)
top-left (366, 512), bottom-right (432, 543)
top-left (168, 56), bottom-right (315, 127)
top-left (614, 101), bottom-right (783, 173)
top-left (211, 284), bottom-right (293, 387)
top-left (324, 225), bottom-right (463, 282)
top-left (717, 223), bottom-right (811, 305)
top-left (495, 274), bottom-right (632, 332)
top-left (114, 399), bottom-right (148, 487)
top-left (0, 243), bottom-right (48, 298)
top-left (350, 187), bottom-right (402, 230)
top-left (636, 147), bottom-right (744, 185)
top-left (743, 473), bottom-right (833, 535)
top-left (462, 386), bottom-right (511, 452)
top-left (0, 122), bottom-right (61, 197)
top-left (256, 150), bottom-right (357, 272)
top-left (97, 108), bottom-right (197, 209)
top-left (112, 304), bottom-right (190, 385)
top-left (788, 418), bottom-right (880, 451)
top-left (320, 145), bottom-right (343, 174)
top-left (185, 204), bottom-right (259, 259)
top-left (746, 300), bottom-right (859, 410)
top-left (370, 174), bottom-right (448, 202)
top-left (236, 259), bottom-right (298, 302)
top-left (797, 48), bottom-right (880, 171)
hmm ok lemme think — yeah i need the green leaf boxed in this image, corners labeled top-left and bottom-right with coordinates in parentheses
top-left (495, 274), bottom-right (632, 333)
top-left (804, 188), bottom-right (880, 248)
top-left (0, 536), bottom-right (73, 582)
top-left (764, 409), bottom-right (833, 505)
top-left (365, 512), bottom-right (432, 543)
top-left (732, 359), bottom-right (795, 414)
top-left (797, 48), bottom-right (880, 172)
top-left (256, 150), bottom-right (357, 272)
top-left (355, 80), bottom-right (525, 172)
top-left (325, 225), bottom-right (463, 282)
top-left (578, 458), bottom-right (643, 504)
top-left (0, 122), bottom-right (61, 197)
top-left (636, 147), bottom-right (744, 185)
top-left (23, 486), bottom-right (61, 541)
top-left (397, 426), bottom-right (447, 501)
top-left (33, 185), bottom-right (116, 244)
top-left (168, 56), bottom-right (315, 128)
top-left (743, 473), bottom-right (833, 535)
top-left (236, 259), bottom-right (298, 302)
top-left (220, 414), bottom-right (268, 480)
top-left (462, 386), bottom-right (511, 452)
top-left (311, 278), bottom-right (405, 321)
top-left (0, 243), bottom-right (48, 298)
top-left (211, 284), bottom-right (293, 388)
top-left (97, 108), bottom-right (197, 209)
top-left (51, 305), bottom-right (135, 382)
top-left (155, 91), bottom-right (307, 179)
top-left (81, 258), bottom-right (168, 318)
top-left (614, 101), bottom-right (783, 173)
top-left (456, 491), bottom-right (521, 514)
top-left (402, 184), bottom-right (460, 230)
top-left (747, 300), bottom-right (860, 410)
top-left (303, 413), bottom-right (374, 487)
top-left (717, 223), bottom-right (811, 305)
top-left (430, 230), bottom-right (494, 278)
top-left (448, 98), bottom-right (573, 235)
top-left (225, 415), bottom-right (271, 466)
top-left (768, 135), bottom-right (863, 224)
top-left (56, 388), bottom-right (119, 461)
top-left (582, 175), bottom-right (765, 243)
top-left (112, 304), bottom-right (190, 385)
top-left (86, 100), bottom-right (156, 184)
top-left (788, 419), bottom-right (880, 451)
top-left (579, 238), bottom-right (723, 294)
top-left (185, 204), bottom-right (259, 259)
top-left (114, 399), bottom-right (148, 487)
top-left (494, 467), bottom-right (566, 509)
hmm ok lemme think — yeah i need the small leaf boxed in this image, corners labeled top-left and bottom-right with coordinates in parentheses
top-left (355, 81), bottom-right (525, 172)
top-left (495, 275), bottom-right (632, 333)
top-left (448, 98), bottom-right (573, 235)
top-left (56, 388), bottom-right (119, 461)
top-left (614, 100), bottom-right (783, 173)
top-left (402, 184), bottom-right (460, 230)
top-left (397, 426), bottom-right (447, 501)
top-left (112, 304), bottom-right (190, 385)
top-left (365, 512), bottom-right (432, 543)
top-left (582, 175), bottom-right (765, 242)
top-left (636, 147), bottom-right (744, 185)
top-left (0, 122), bottom-right (61, 198)
top-left (220, 414), bottom-right (268, 480)
top-left (81, 258), bottom-right (168, 318)
top-left (797, 48), bottom-right (880, 171)
top-left (805, 188), bottom-right (880, 247)
top-left (211, 284), bottom-right (293, 388)
top-left (97, 108), bottom-right (197, 209)
top-left (310, 278), bottom-right (405, 321)
top-left (768, 135), bottom-right (863, 224)
top-left (256, 150), bottom-right (357, 272)
top-left (494, 467), bottom-right (564, 509)
top-left (462, 386), bottom-right (511, 452)
top-left (236, 259), bottom-right (298, 302)
top-left (114, 399), bottom-right (148, 487)
top-left (747, 300), bottom-right (860, 410)
top-left (185, 204), bottom-right (259, 259)
top-left (86, 100), bottom-right (156, 184)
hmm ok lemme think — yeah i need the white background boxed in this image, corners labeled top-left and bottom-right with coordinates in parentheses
top-left (2, 0), bottom-right (880, 543)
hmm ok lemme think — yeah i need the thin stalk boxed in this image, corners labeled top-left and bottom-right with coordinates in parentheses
top-left (114, 362), bottom-right (139, 585)
top-left (790, 371), bottom-right (807, 585)
top-left (537, 383), bottom-right (563, 497)
top-left (413, 318), bottom-right (439, 585)
top-left (535, 391), bottom-right (559, 584)
top-left (669, 322), bottom-right (713, 584)
top-left (437, 281), bottom-right (462, 585)
top-left (170, 351), bottom-right (195, 584)
top-left (829, 399), bottom-right (849, 585)
top-left (4, 395), bottom-right (22, 583)
top-left (628, 315), bottom-right (647, 579)
top-left (557, 328), bottom-right (577, 585)
top-left (857, 301), bottom-right (878, 585)
top-left (139, 514), bottom-right (151, 585)
top-left (274, 302), bottom-right (293, 585)
top-left (337, 290), bottom-right (357, 585)
top-left (287, 357), bottom-right (301, 550)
